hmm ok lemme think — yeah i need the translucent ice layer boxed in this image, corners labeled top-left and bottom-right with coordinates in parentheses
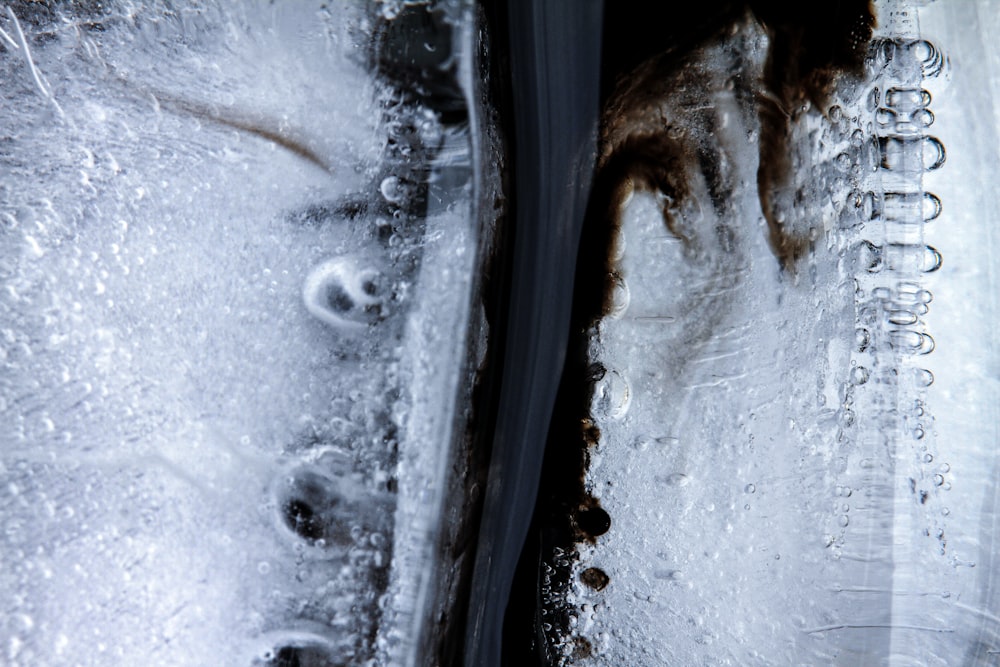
top-left (0, 2), bottom-right (496, 666)
top-left (538, 1), bottom-right (1000, 665)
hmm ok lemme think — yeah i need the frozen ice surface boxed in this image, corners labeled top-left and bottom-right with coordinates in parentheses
top-left (0, 2), bottom-right (490, 666)
top-left (551, 1), bottom-right (1000, 665)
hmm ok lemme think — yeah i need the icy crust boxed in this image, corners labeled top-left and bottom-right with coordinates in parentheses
top-left (0, 2), bottom-right (471, 665)
top-left (549, 11), bottom-right (949, 666)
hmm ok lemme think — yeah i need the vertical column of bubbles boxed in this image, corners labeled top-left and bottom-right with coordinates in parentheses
top-left (857, 3), bottom-right (950, 662)
top-left (826, 18), bottom-right (944, 638)
top-left (863, 38), bottom-right (944, 448)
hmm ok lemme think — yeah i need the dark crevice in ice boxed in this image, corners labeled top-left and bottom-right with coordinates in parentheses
top-left (463, 1), bottom-right (603, 666)
top-left (430, 5), bottom-right (516, 667)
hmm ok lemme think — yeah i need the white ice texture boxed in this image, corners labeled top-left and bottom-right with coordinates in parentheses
top-left (0, 2), bottom-right (483, 666)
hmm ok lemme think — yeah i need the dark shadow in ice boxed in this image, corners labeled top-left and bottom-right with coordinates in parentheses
top-left (463, 1), bottom-right (603, 666)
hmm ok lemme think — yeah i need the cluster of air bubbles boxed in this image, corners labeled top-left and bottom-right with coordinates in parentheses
top-left (847, 190), bottom-right (942, 226)
top-left (631, 434), bottom-right (678, 451)
top-left (855, 328), bottom-right (871, 352)
top-left (877, 135), bottom-right (945, 172)
top-left (913, 39), bottom-right (949, 80)
top-left (855, 35), bottom-right (944, 383)
top-left (911, 397), bottom-right (933, 448)
top-left (657, 472), bottom-right (690, 488)
top-left (866, 87), bottom-right (881, 112)
top-left (860, 241), bottom-right (942, 274)
top-left (839, 34), bottom-right (946, 530)
top-left (379, 175), bottom-right (415, 206)
top-left (302, 257), bottom-right (387, 330)
top-left (867, 38), bottom-right (951, 86)
top-left (888, 329), bottom-right (935, 356)
top-left (257, 443), bottom-right (391, 658)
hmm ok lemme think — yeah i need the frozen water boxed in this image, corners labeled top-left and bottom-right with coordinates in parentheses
top-left (0, 2), bottom-right (492, 666)
top-left (302, 258), bottom-right (389, 330)
top-left (8, 1), bottom-right (1000, 665)
top-left (544, 1), bottom-right (1000, 665)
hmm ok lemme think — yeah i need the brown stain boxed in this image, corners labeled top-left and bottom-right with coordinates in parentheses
top-left (602, 133), bottom-right (694, 246)
top-left (753, 0), bottom-right (876, 269)
top-left (574, 503), bottom-right (611, 542)
top-left (154, 93), bottom-right (332, 173)
top-left (580, 131), bottom-right (694, 323)
top-left (592, 1), bottom-right (875, 278)
top-left (581, 417), bottom-right (601, 448)
top-left (571, 636), bottom-right (594, 660)
top-left (580, 567), bottom-right (610, 591)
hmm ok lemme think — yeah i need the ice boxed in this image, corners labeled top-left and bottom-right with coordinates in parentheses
top-left (540, 1), bottom-right (1000, 665)
top-left (10, 1), bottom-right (1000, 665)
top-left (302, 258), bottom-right (389, 330)
top-left (0, 2), bottom-right (491, 666)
